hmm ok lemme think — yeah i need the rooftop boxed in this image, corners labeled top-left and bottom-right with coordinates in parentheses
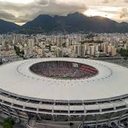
top-left (0, 58), bottom-right (128, 101)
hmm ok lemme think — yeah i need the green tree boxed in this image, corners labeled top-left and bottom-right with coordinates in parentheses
top-left (14, 45), bottom-right (24, 58)
top-left (118, 48), bottom-right (128, 59)
top-left (2, 118), bottom-right (14, 128)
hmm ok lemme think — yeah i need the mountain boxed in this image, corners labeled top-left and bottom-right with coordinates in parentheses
top-left (0, 19), bottom-right (19, 34)
top-left (0, 12), bottom-right (128, 34)
top-left (21, 12), bottom-right (128, 34)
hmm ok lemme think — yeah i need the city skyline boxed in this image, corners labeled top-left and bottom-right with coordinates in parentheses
top-left (0, 0), bottom-right (128, 25)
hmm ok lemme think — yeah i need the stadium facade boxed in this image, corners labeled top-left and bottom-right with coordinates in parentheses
top-left (0, 58), bottom-right (128, 128)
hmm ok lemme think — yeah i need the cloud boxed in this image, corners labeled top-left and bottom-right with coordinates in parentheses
top-left (102, 0), bottom-right (117, 3)
top-left (0, 0), bottom-right (128, 24)
top-left (0, 11), bottom-right (16, 21)
top-left (0, 0), bottom-right (87, 24)
top-left (119, 8), bottom-right (128, 18)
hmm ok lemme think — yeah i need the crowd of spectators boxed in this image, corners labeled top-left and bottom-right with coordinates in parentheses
top-left (30, 61), bottom-right (98, 79)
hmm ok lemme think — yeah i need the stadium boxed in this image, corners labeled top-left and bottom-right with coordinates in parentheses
top-left (0, 58), bottom-right (128, 128)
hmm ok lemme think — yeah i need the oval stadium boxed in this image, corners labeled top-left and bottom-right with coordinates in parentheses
top-left (0, 58), bottom-right (128, 128)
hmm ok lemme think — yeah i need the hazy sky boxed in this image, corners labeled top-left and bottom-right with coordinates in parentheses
top-left (0, 0), bottom-right (128, 25)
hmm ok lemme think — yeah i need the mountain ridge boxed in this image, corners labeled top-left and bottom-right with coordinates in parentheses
top-left (0, 19), bottom-right (19, 34)
top-left (0, 12), bottom-right (128, 34)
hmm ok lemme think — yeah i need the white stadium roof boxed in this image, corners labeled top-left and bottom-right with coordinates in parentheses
top-left (0, 58), bottom-right (128, 101)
